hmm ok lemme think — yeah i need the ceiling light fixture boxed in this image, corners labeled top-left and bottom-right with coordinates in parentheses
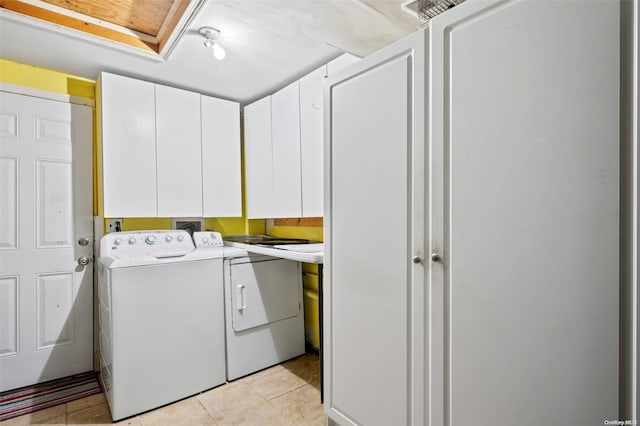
top-left (199, 26), bottom-right (226, 60)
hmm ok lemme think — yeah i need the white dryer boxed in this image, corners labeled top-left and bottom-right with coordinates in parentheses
top-left (192, 232), bottom-right (305, 380)
top-left (98, 230), bottom-right (226, 421)
top-left (224, 253), bottom-right (305, 380)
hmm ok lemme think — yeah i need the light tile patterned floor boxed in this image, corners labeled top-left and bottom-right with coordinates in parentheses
top-left (3, 353), bottom-right (325, 426)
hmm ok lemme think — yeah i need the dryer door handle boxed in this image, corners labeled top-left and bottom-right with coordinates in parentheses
top-left (235, 284), bottom-right (246, 311)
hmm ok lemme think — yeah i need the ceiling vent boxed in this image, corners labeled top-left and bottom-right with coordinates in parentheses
top-left (401, 0), bottom-right (466, 23)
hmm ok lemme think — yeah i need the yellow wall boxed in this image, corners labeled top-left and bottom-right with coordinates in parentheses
top-left (267, 224), bottom-right (323, 242)
top-left (205, 218), bottom-right (265, 236)
top-left (0, 59), bottom-right (95, 99)
top-left (117, 218), bottom-right (173, 231)
top-left (111, 217), bottom-right (263, 235)
top-left (301, 263), bottom-right (322, 350)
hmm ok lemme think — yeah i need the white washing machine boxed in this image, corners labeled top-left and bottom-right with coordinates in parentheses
top-left (223, 252), bottom-right (305, 380)
top-left (98, 230), bottom-right (226, 421)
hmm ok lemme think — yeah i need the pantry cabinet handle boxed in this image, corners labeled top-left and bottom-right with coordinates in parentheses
top-left (236, 284), bottom-right (246, 311)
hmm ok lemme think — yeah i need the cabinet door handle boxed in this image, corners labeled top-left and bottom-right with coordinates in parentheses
top-left (236, 284), bottom-right (246, 311)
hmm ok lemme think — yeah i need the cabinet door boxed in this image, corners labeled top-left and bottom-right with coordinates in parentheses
top-left (299, 65), bottom-right (326, 217)
top-left (244, 96), bottom-right (273, 218)
top-left (430, 2), bottom-right (619, 425)
top-left (201, 96), bottom-right (241, 217)
top-left (271, 81), bottom-right (302, 218)
top-left (99, 72), bottom-right (157, 217)
top-left (324, 31), bottom-right (426, 426)
top-left (155, 85), bottom-right (202, 217)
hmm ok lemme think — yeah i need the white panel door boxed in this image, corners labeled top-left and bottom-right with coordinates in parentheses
top-left (99, 72), bottom-right (156, 217)
top-left (244, 96), bottom-right (273, 218)
top-left (0, 91), bottom-right (93, 391)
top-left (156, 85), bottom-right (203, 217)
top-left (201, 95), bottom-right (241, 217)
top-left (299, 65), bottom-right (326, 217)
top-left (271, 81), bottom-right (302, 218)
top-left (324, 30), bottom-right (426, 426)
top-left (430, 1), bottom-right (619, 424)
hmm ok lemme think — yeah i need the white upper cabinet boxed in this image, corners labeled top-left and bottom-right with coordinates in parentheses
top-left (244, 81), bottom-right (304, 219)
top-left (244, 96), bottom-right (273, 219)
top-left (299, 65), bottom-right (326, 217)
top-left (99, 72), bottom-right (157, 218)
top-left (271, 81), bottom-right (302, 218)
top-left (99, 72), bottom-right (241, 218)
top-left (201, 95), bottom-right (241, 217)
top-left (243, 55), bottom-right (359, 219)
top-left (155, 85), bottom-right (203, 217)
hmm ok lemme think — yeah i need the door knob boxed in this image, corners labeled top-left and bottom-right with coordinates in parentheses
top-left (78, 237), bottom-right (91, 246)
top-left (431, 253), bottom-right (443, 263)
top-left (78, 256), bottom-right (90, 266)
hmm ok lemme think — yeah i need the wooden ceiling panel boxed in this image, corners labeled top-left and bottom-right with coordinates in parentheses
top-left (0, 0), bottom-right (193, 54)
top-left (41, 0), bottom-right (176, 36)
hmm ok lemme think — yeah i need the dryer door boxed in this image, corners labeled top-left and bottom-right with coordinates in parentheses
top-left (230, 258), bottom-right (300, 332)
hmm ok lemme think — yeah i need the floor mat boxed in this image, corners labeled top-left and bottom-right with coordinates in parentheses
top-left (0, 372), bottom-right (102, 421)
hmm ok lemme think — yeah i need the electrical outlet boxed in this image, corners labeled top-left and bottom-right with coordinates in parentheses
top-left (107, 219), bottom-right (122, 233)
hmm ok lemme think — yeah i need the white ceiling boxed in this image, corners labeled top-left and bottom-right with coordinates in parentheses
top-left (0, 0), bottom-right (422, 104)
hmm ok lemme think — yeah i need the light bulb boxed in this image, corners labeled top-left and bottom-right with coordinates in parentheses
top-left (212, 43), bottom-right (226, 60)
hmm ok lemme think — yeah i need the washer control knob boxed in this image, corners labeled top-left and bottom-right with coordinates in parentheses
top-left (165, 235), bottom-right (173, 243)
top-left (128, 237), bottom-right (136, 245)
top-left (145, 235), bottom-right (156, 245)
top-left (177, 235), bottom-right (184, 242)
top-left (114, 238), bottom-right (122, 246)
top-left (203, 237), bottom-right (209, 243)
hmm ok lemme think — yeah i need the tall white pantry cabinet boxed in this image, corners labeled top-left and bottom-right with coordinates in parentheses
top-left (324, 1), bottom-right (619, 426)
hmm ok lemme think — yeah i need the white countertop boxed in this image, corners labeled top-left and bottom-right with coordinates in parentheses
top-left (224, 242), bottom-right (324, 264)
